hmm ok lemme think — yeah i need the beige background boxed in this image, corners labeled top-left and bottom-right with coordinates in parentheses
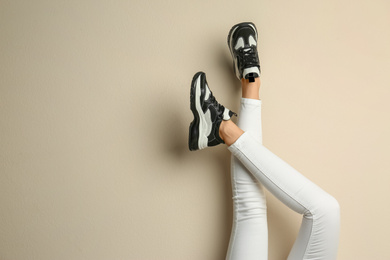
top-left (1, 0), bottom-right (390, 259)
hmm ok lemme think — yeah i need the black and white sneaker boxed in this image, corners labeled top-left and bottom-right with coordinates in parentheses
top-left (227, 22), bottom-right (260, 82)
top-left (189, 72), bottom-right (236, 151)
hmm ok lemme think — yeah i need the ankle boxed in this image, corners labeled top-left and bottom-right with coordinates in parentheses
top-left (241, 77), bottom-right (261, 100)
top-left (219, 120), bottom-right (244, 146)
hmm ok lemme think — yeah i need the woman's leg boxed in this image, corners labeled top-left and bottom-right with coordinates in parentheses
top-left (226, 78), bottom-right (268, 260)
top-left (220, 122), bottom-right (340, 260)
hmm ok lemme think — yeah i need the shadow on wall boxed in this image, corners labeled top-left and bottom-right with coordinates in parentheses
top-left (156, 95), bottom-right (234, 258)
top-left (218, 47), bottom-right (239, 85)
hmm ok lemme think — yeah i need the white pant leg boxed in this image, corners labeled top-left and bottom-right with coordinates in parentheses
top-left (228, 132), bottom-right (340, 260)
top-left (226, 98), bottom-right (268, 260)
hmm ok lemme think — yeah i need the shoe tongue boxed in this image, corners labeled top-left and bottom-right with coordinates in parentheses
top-left (222, 108), bottom-right (237, 120)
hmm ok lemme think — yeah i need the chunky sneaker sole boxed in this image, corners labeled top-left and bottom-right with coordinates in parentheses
top-left (189, 72), bottom-right (236, 151)
top-left (189, 72), bottom-right (206, 151)
top-left (227, 22), bottom-right (260, 81)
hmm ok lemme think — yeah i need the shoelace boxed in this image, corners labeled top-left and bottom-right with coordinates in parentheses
top-left (238, 47), bottom-right (259, 69)
top-left (208, 94), bottom-right (225, 115)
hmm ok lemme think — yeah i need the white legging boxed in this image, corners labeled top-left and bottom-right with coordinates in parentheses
top-left (226, 98), bottom-right (340, 260)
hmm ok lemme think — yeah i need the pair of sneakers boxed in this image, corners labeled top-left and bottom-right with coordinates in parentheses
top-left (189, 22), bottom-right (261, 151)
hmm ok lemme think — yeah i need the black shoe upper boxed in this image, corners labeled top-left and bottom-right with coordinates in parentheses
top-left (203, 88), bottom-right (232, 147)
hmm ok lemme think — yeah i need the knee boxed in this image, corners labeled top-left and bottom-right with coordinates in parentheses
top-left (317, 195), bottom-right (340, 223)
top-left (324, 195), bottom-right (340, 214)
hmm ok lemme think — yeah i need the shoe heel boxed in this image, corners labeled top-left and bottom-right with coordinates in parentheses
top-left (246, 73), bottom-right (258, 82)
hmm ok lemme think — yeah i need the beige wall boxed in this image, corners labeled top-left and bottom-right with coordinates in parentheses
top-left (1, 0), bottom-right (390, 259)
